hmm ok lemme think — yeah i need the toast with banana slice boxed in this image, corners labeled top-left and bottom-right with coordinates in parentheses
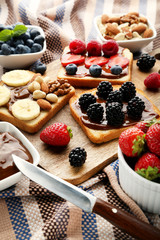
top-left (57, 46), bottom-right (133, 87)
top-left (69, 84), bottom-right (160, 144)
top-left (0, 70), bottom-right (75, 133)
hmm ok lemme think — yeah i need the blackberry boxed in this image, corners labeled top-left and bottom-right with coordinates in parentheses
top-left (106, 90), bottom-right (123, 106)
top-left (119, 82), bottom-right (136, 102)
top-left (87, 103), bottom-right (104, 122)
top-left (127, 96), bottom-right (145, 119)
top-left (69, 147), bottom-right (87, 167)
top-left (96, 81), bottom-right (113, 100)
top-left (106, 102), bottom-right (125, 126)
top-left (78, 93), bottom-right (96, 111)
top-left (137, 53), bottom-right (156, 72)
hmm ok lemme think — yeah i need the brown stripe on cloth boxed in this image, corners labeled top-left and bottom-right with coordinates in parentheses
top-left (84, 0), bottom-right (97, 40)
top-left (113, 0), bottom-right (131, 14)
top-left (29, 181), bottom-right (69, 240)
top-left (153, 0), bottom-right (160, 50)
top-left (5, 0), bottom-right (17, 24)
top-left (70, 0), bottom-right (88, 41)
top-left (0, 199), bottom-right (16, 240)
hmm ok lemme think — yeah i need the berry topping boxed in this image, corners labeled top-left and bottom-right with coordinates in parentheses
top-left (144, 72), bottom-right (160, 89)
top-left (78, 93), bottom-right (96, 111)
top-left (111, 65), bottom-right (122, 75)
top-left (106, 90), bottom-right (123, 106)
top-left (69, 39), bottom-right (86, 54)
top-left (108, 54), bottom-right (129, 68)
top-left (87, 40), bottom-right (101, 56)
top-left (89, 64), bottom-right (102, 77)
top-left (96, 81), bottom-right (113, 100)
top-left (119, 127), bottom-right (145, 157)
top-left (40, 122), bottom-right (72, 146)
top-left (145, 123), bottom-right (160, 157)
top-left (119, 82), bottom-right (136, 102)
top-left (85, 56), bottom-right (109, 68)
top-left (127, 96), bottom-right (145, 119)
top-left (61, 53), bottom-right (85, 67)
top-left (87, 103), bottom-right (104, 123)
top-left (136, 53), bottom-right (156, 72)
top-left (65, 63), bottom-right (77, 75)
top-left (102, 40), bottom-right (119, 56)
top-left (106, 102), bottom-right (124, 126)
top-left (69, 147), bottom-right (87, 167)
top-left (135, 153), bottom-right (160, 181)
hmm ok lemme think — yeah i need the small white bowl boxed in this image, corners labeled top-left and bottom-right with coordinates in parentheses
top-left (0, 122), bottom-right (40, 191)
top-left (118, 145), bottom-right (160, 214)
top-left (94, 14), bottom-right (157, 53)
top-left (0, 25), bottom-right (46, 69)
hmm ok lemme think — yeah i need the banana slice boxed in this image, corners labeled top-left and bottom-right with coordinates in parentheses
top-left (1, 70), bottom-right (34, 87)
top-left (12, 99), bottom-right (40, 121)
top-left (0, 86), bottom-right (11, 106)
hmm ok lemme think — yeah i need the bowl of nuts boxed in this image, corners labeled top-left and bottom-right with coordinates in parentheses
top-left (94, 12), bottom-right (157, 53)
top-left (0, 23), bottom-right (46, 69)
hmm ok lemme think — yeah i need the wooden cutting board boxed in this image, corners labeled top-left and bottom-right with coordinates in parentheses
top-left (23, 49), bottom-right (160, 185)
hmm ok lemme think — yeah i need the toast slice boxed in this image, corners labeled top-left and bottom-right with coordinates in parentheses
top-left (0, 70), bottom-right (75, 133)
top-left (57, 46), bottom-right (133, 87)
top-left (69, 86), bottom-right (160, 144)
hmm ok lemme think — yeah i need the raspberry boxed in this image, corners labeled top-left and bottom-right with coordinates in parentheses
top-left (78, 93), bottom-right (96, 111)
top-left (106, 102), bottom-right (124, 126)
top-left (119, 82), bottom-right (136, 102)
top-left (87, 40), bottom-right (101, 56)
top-left (127, 96), bottom-right (145, 119)
top-left (69, 39), bottom-right (86, 54)
top-left (69, 147), bottom-right (87, 167)
top-left (137, 53), bottom-right (156, 72)
top-left (144, 72), bottom-right (160, 89)
top-left (96, 81), bottom-right (113, 100)
top-left (102, 40), bottom-right (119, 56)
top-left (87, 103), bottom-right (104, 122)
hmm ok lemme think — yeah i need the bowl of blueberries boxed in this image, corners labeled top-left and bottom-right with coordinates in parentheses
top-left (0, 22), bottom-right (46, 69)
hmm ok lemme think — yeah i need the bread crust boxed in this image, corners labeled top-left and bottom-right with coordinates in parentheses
top-left (57, 47), bottom-right (133, 87)
top-left (69, 87), bottom-right (160, 144)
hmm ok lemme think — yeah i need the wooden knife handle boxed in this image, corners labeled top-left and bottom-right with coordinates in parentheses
top-left (93, 198), bottom-right (160, 240)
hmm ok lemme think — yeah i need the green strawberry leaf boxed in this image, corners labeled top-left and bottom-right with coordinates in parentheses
top-left (136, 166), bottom-right (160, 181)
top-left (12, 24), bottom-right (27, 37)
top-left (67, 126), bottom-right (73, 139)
top-left (0, 24), bottom-right (27, 42)
top-left (132, 134), bottom-right (146, 156)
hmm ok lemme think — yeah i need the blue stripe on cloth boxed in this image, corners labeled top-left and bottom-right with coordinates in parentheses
top-left (18, 0), bottom-right (31, 25)
top-left (81, 189), bottom-right (99, 240)
top-left (111, 159), bottom-right (119, 181)
top-left (54, 4), bottom-right (65, 26)
top-left (6, 196), bottom-right (31, 240)
top-left (87, 0), bottom-right (105, 41)
top-left (0, 186), bottom-right (16, 199)
top-left (139, 0), bottom-right (147, 16)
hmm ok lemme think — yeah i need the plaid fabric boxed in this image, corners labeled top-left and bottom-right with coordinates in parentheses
top-left (0, 0), bottom-right (160, 239)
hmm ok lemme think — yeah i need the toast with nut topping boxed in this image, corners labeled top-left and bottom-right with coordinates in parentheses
top-left (0, 70), bottom-right (75, 133)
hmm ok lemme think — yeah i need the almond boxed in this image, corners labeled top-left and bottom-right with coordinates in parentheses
top-left (30, 73), bottom-right (41, 83)
top-left (106, 23), bottom-right (120, 35)
top-left (132, 24), bottom-right (146, 34)
top-left (101, 14), bottom-right (109, 24)
top-left (143, 28), bottom-right (153, 38)
top-left (41, 82), bottom-right (49, 93)
top-left (139, 16), bottom-right (148, 24)
top-left (108, 17), bottom-right (120, 23)
top-left (126, 12), bottom-right (139, 17)
top-left (37, 99), bottom-right (52, 110)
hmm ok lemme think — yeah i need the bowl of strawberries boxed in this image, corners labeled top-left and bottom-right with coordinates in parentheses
top-left (118, 120), bottom-right (160, 214)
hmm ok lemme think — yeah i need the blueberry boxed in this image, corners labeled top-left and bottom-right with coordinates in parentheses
top-left (66, 64), bottom-right (77, 75)
top-left (89, 65), bottom-right (102, 77)
top-left (20, 32), bottom-right (31, 42)
top-left (31, 43), bottom-right (42, 53)
top-left (26, 39), bottom-right (34, 48)
top-left (23, 45), bottom-right (31, 53)
top-left (111, 65), bottom-right (122, 75)
top-left (0, 50), bottom-right (3, 55)
top-left (0, 24), bottom-right (5, 31)
top-left (6, 39), bottom-right (14, 47)
top-left (0, 41), bottom-right (3, 49)
top-left (15, 44), bottom-right (30, 54)
top-left (10, 47), bottom-right (15, 54)
top-left (13, 39), bottom-right (24, 47)
top-left (30, 29), bottom-right (40, 39)
top-left (35, 63), bottom-right (46, 74)
top-left (34, 35), bottom-right (45, 46)
top-left (1, 43), bottom-right (12, 55)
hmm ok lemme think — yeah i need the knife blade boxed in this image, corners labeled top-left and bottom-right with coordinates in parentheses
top-left (13, 154), bottom-right (160, 240)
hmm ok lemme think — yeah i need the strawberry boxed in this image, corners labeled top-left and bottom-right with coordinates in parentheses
top-left (85, 56), bottom-right (109, 68)
top-left (108, 54), bottom-right (129, 68)
top-left (119, 127), bottom-right (145, 157)
top-left (145, 123), bottom-right (160, 156)
top-left (40, 123), bottom-right (73, 146)
top-left (144, 72), bottom-right (160, 89)
top-left (135, 118), bottom-right (157, 133)
top-left (135, 152), bottom-right (160, 181)
top-left (61, 53), bottom-right (85, 67)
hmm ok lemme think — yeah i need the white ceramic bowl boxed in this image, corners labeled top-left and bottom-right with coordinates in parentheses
top-left (0, 122), bottom-right (40, 191)
top-left (0, 25), bottom-right (46, 69)
top-left (94, 14), bottom-right (157, 53)
top-left (118, 145), bottom-right (160, 214)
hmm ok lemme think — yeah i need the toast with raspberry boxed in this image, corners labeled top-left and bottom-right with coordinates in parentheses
top-left (69, 83), bottom-right (160, 144)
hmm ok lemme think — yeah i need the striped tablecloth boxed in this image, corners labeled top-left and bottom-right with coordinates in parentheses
top-left (0, 0), bottom-right (160, 239)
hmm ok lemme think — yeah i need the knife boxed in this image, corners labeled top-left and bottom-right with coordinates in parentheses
top-left (12, 154), bottom-right (160, 240)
